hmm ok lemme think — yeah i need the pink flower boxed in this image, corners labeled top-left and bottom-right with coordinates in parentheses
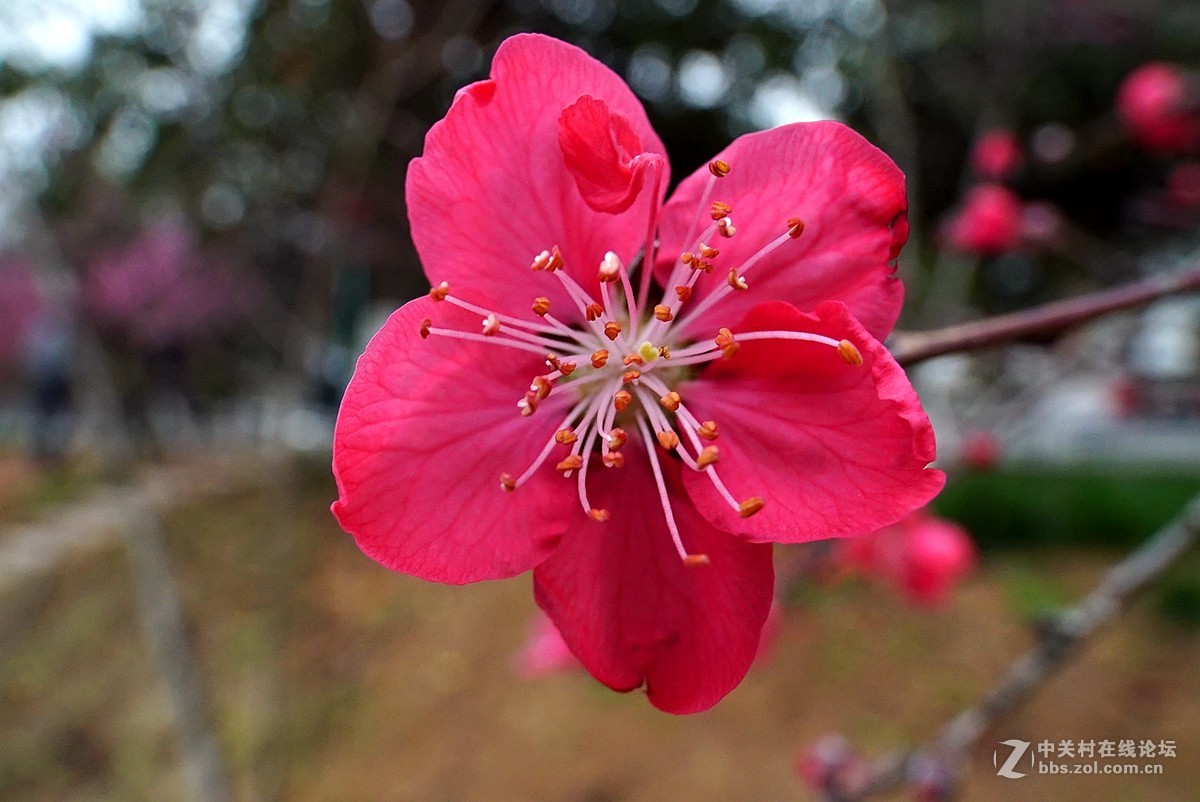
top-left (970, 128), bottom-right (1023, 181)
top-left (331, 34), bottom-right (944, 713)
top-left (514, 610), bottom-right (580, 678)
top-left (1116, 62), bottom-right (1200, 155)
top-left (0, 258), bottom-right (44, 368)
top-left (961, 429), bottom-right (1002, 471)
top-left (943, 184), bottom-right (1023, 257)
top-left (839, 510), bottom-right (975, 607)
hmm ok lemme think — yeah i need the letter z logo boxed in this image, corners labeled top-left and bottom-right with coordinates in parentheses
top-left (994, 739), bottom-right (1031, 779)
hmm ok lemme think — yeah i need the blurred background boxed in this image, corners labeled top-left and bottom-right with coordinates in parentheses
top-left (0, 0), bottom-right (1198, 800)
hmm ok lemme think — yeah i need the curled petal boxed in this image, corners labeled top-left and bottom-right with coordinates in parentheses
top-left (332, 297), bottom-right (575, 584)
top-left (407, 34), bottom-right (667, 321)
top-left (559, 95), bottom-right (664, 214)
top-left (679, 300), bottom-right (944, 542)
top-left (657, 121), bottom-right (908, 341)
top-left (533, 443), bottom-right (774, 714)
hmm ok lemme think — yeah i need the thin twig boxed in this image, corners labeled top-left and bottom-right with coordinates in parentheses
top-left (889, 266), bottom-right (1200, 366)
top-left (833, 493), bottom-right (1200, 800)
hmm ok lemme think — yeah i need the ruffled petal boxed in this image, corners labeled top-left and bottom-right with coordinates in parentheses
top-left (656, 121), bottom-right (907, 341)
top-left (332, 297), bottom-right (576, 584)
top-left (407, 34), bottom-right (667, 322)
top-left (679, 300), bottom-right (944, 542)
top-left (558, 95), bottom-right (664, 214)
top-left (533, 443), bottom-right (774, 714)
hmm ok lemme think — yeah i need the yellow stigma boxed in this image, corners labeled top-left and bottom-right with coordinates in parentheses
top-left (637, 340), bottom-right (659, 363)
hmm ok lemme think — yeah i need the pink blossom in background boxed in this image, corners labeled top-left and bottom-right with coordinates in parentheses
top-left (1116, 62), bottom-right (1200, 155)
top-left (961, 429), bottom-right (1002, 471)
top-left (0, 259), bottom-right (44, 368)
top-left (970, 128), bottom-right (1023, 181)
top-left (514, 610), bottom-right (580, 678)
top-left (838, 510), bottom-right (976, 607)
top-left (943, 184), bottom-right (1024, 257)
top-left (332, 34), bottom-right (944, 713)
top-left (85, 224), bottom-right (255, 348)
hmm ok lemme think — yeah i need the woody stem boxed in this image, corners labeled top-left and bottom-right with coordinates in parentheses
top-left (889, 265), bottom-right (1200, 367)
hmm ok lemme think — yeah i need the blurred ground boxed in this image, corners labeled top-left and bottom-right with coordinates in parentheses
top-left (0, 456), bottom-right (1197, 802)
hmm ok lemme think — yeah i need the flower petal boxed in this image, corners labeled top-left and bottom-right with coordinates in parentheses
top-left (657, 121), bottom-right (907, 341)
top-left (679, 300), bottom-right (944, 542)
top-left (407, 33), bottom-right (667, 321)
top-left (558, 94), bottom-right (663, 214)
top-left (533, 442), bottom-right (774, 714)
top-left (332, 297), bottom-right (576, 584)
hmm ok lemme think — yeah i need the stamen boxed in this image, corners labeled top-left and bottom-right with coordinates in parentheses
top-left (787, 217), bottom-right (805, 238)
top-left (657, 346), bottom-right (671, 359)
top-left (696, 446), bottom-right (720, 468)
top-left (622, 369), bottom-right (641, 384)
top-left (715, 327), bottom-right (739, 359)
top-left (531, 247), bottom-right (564, 272)
top-left (554, 428), bottom-right (577, 445)
top-left (429, 281), bottom-right (450, 301)
top-left (635, 416), bottom-right (707, 566)
top-left (710, 201), bottom-right (732, 220)
top-left (419, 319), bottom-right (432, 339)
top-left (500, 473), bottom-right (516, 492)
top-left (585, 303), bottom-right (603, 321)
top-left (508, 403), bottom-right (591, 490)
top-left (517, 392), bottom-right (538, 417)
top-left (675, 286), bottom-right (692, 301)
top-left (716, 217), bottom-right (736, 238)
top-left (598, 251), bottom-right (622, 283)
top-left (530, 376), bottom-right (552, 400)
top-left (531, 296), bottom-right (551, 316)
top-left (604, 321), bottom-right (622, 340)
top-left (659, 391), bottom-right (681, 411)
top-left (607, 428), bottom-right (627, 450)
top-left (683, 555), bottom-right (711, 568)
top-left (559, 360), bottom-right (578, 376)
top-left (837, 339), bottom-right (864, 366)
top-left (727, 269), bottom-right (749, 291)
top-left (556, 454), bottom-right (584, 473)
top-left (697, 420), bottom-right (718, 440)
top-left (591, 349), bottom-right (609, 368)
top-left (602, 452), bottom-right (625, 468)
top-left (482, 314), bottom-right (500, 336)
top-left (738, 497), bottom-right (765, 518)
top-left (613, 390), bottom-right (632, 412)
top-left (656, 430), bottom-right (680, 450)
top-left (623, 353), bottom-right (644, 366)
top-left (653, 304), bottom-right (674, 322)
top-left (425, 326), bottom-right (551, 357)
top-left (588, 508), bottom-right (611, 522)
top-left (699, 243), bottom-right (719, 259)
top-left (708, 159), bottom-right (731, 177)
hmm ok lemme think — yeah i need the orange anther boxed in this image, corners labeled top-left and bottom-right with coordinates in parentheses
top-left (727, 269), bottom-right (748, 291)
top-left (588, 508), bottom-right (611, 522)
top-left (591, 349), bottom-right (609, 368)
top-left (530, 375), bottom-right (552, 400)
top-left (482, 314), bottom-right (501, 336)
top-left (613, 390), bottom-right (632, 412)
top-left (738, 497), bottom-right (765, 518)
top-left (622, 369), bottom-right (641, 384)
top-left (675, 286), bottom-right (692, 302)
top-left (837, 339), bottom-right (864, 367)
top-left (559, 361), bottom-right (577, 376)
top-left (623, 353), bottom-right (644, 366)
top-left (708, 159), bottom-right (731, 177)
top-left (598, 251), bottom-right (622, 283)
top-left (604, 321), bottom-right (622, 341)
top-left (585, 303), bottom-right (603, 321)
top-left (607, 428), bottom-right (627, 450)
top-left (517, 391), bottom-right (538, 417)
top-left (531, 296), bottom-right (551, 316)
top-left (653, 304), bottom-right (674, 322)
top-left (429, 281), bottom-right (450, 301)
top-left (787, 217), bottom-right (806, 238)
top-left (717, 217), bottom-right (737, 238)
top-left (659, 390), bottom-right (681, 411)
top-left (545, 353), bottom-right (560, 370)
top-left (602, 451), bottom-right (625, 468)
top-left (715, 327), bottom-right (739, 359)
top-left (697, 420), bottom-right (719, 440)
top-left (699, 243), bottom-right (719, 259)
top-left (554, 428), bottom-right (577, 445)
top-left (680, 251), bottom-right (696, 265)
top-left (683, 554), bottom-right (711, 568)
top-left (656, 430), bottom-right (680, 450)
top-left (710, 201), bottom-right (732, 220)
top-left (696, 445), bottom-right (720, 468)
top-left (555, 454), bottom-right (584, 473)
top-left (531, 246), bottom-right (563, 272)
top-left (499, 472), bottom-right (516, 492)
top-left (657, 345), bottom-right (671, 359)
top-left (419, 318), bottom-right (432, 339)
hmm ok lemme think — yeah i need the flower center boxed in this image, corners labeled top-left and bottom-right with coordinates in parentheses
top-left (417, 159), bottom-right (862, 566)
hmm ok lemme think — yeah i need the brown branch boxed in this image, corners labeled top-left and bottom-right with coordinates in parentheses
top-left (830, 493), bottom-right (1200, 801)
top-left (889, 266), bottom-right (1200, 366)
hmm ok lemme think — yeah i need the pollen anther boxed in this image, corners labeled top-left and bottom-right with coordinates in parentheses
top-left (697, 420), bottom-right (719, 440)
top-left (598, 251), bottom-right (622, 283)
top-left (738, 497), bottom-right (765, 518)
top-left (727, 269), bottom-right (749, 291)
top-left (710, 201), bottom-right (732, 220)
top-left (531, 247), bottom-right (563, 272)
top-left (683, 554), bottom-right (711, 568)
top-left (715, 327), bottom-right (739, 359)
top-left (429, 281), bottom-right (450, 301)
top-left (482, 314), bottom-right (500, 336)
top-left (699, 243), bottom-right (719, 259)
top-left (590, 349), bottom-right (609, 368)
top-left (654, 304), bottom-right (674, 322)
top-left (585, 303), bottom-right (603, 321)
top-left (555, 454), bottom-right (584, 473)
top-left (602, 452), bottom-right (625, 468)
top-left (531, 296), bottom-right (551, 316)
top-left (559, 361), bottom-right (577, 376)
top-left (419, 318), bottom-right (432, 339)
top-left (696, 446), bottom-right (720, 468)
top-left (530, 376), bottom-right (552, 400)
top-left (622, 369), bottom-right (641, 384)
top-left (675, 286), bottom-right (692, 302)
top-left (787, 217), bottom-right (806, 238)
top-left (656, 430), bottom-right (680, 450)
top-left (837, 339), bottom-right (864, 367)
top-left (554, 428), bottom-right (577, 445)
top-left (717, 217), bottom-right (737, 238)
top-left (623, 353), bottom-right (644, 366)
top-left (659, 391), bottom-right (681, 411)
top-left (588, 508), bottom-right (611, 522)
top-left (499, 473), bottom-right (516, 492)
top-left (708, 159), bottom-right (731, 177)
top-left (607, 428), bottom-right (627, 450)
top-left (604, 321), bottom-right (622, 340)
